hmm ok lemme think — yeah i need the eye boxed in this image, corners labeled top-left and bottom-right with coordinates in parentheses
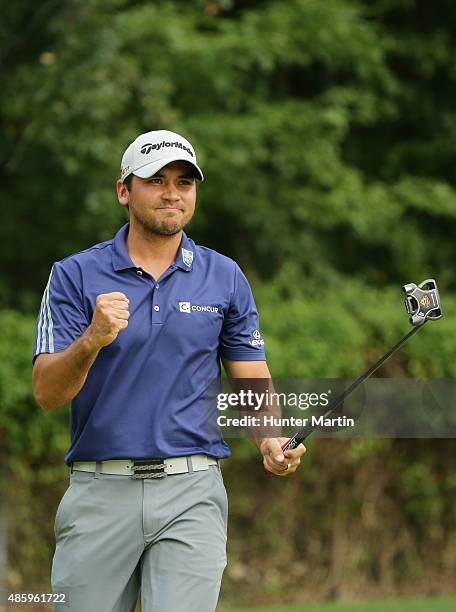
top-left (179, 179), bottom-right (194, 186)
top-left (148, 177), bottom-right (163, 184)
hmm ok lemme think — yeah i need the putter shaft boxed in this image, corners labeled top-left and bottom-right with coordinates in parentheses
top-left (282, 324), bottom-right (422, 451)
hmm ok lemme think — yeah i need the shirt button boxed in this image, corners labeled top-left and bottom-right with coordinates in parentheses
top-left (154, 305), bottom-right (160, 312)
top-left (136, 269), bottom-right (143, 276)
top-left (155, 284), bottom-right (159, 289)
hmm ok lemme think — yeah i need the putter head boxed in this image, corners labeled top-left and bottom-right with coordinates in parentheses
top-left (402, 279), bottom-right (443, 326)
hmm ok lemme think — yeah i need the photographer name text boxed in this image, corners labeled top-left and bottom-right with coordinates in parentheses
top-left (217, 415), bottom-right (355, 428)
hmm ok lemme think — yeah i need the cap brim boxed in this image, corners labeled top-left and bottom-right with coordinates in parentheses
top-left (133, 156), bottom-right (204, 181)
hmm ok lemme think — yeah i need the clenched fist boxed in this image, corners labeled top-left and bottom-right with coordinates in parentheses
top-left (87, 292), bottom-right (130, 348)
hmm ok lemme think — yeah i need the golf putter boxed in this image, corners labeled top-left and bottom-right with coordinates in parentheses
top-left (266, 279), bottom-right (443, 466)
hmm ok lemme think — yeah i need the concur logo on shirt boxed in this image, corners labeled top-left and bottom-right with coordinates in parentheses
top-left (179, 301), bottom-right (219, 314)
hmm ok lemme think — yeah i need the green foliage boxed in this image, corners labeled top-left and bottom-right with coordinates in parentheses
top-left (0, 311), bottom-right (69, 458)
top-left (2, 0), bottom-right (456, 304)
top-left (1, 0), bottom-right (455, 604)
top-left (227, 596), bottom-right (456, 612)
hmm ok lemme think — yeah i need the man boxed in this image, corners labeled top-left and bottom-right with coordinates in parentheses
top-left (32, 129), bottom-right (306, 612)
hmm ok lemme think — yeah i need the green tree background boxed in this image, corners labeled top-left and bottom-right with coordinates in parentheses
top-left (0, 0), bottom-right (455, 607)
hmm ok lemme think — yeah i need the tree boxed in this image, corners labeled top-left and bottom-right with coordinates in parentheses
top-left (1, 0), bottom-right (455, 602)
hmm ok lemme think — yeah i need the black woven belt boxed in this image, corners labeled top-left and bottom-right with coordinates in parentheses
top-left (131, 459), bottom-right (167, 479)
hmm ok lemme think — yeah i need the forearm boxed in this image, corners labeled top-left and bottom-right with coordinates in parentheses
top-left (220, 359), bottom-right (282, 451)
top-left (243, 384), bottom-right (283, 450)
top-left (249, 403), bottom-right (282, 451)
top-left (33, 327), bottom-right (103, 411)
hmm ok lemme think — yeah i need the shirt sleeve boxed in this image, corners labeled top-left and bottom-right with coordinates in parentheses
top-left (33, 260), bottom-right (89, 363)
top-left (219, 263), bottom-right (266, 361)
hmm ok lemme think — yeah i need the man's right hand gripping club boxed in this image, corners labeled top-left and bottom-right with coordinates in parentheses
top-left (33, 292), bottom-right (130, 411)
top-left (260, 437), bottom-right (306, 476)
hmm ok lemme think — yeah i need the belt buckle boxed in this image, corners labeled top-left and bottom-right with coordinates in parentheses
top-left (131, 459), bottom-right (167, 479)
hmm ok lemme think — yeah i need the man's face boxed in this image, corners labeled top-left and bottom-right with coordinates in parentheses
top-left (120, 160), bottom-right (197, 236)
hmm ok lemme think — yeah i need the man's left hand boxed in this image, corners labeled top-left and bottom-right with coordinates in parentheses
top-left (260, 437), bottom-right (306, 476)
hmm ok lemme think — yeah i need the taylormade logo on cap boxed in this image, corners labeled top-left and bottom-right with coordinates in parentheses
top-left (120, 129), bottom-right (203, 182)
top-left (140, 141), bottom-right (194, 157)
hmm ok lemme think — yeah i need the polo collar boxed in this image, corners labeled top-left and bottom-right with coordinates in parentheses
top-left (112, 223), bottom-right (195, 272)
top-left (112, 224), bottom-right (136, 271)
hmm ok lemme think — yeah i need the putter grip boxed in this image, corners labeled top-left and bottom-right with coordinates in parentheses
top-left (264, 434), bottom-right (306, 475)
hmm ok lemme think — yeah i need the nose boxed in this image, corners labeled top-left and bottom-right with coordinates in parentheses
top-left (161, 183), bottom-right (180, 202)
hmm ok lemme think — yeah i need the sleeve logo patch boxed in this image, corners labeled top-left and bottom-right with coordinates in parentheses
top-left (249, 329), bottom-right (265, 346)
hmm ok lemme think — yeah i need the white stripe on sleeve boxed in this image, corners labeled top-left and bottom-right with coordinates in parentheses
top-left (46, 267), bottom-right (55, 352)
top-left (39, 286), bottom-right (48, 353)
top-left (36, 287), bottom-right (47, 354)
top-left (37, 267), bottom-right (54, 354)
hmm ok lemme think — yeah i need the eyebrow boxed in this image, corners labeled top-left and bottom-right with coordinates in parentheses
top-left (151, 173), bottom-right (196, 179)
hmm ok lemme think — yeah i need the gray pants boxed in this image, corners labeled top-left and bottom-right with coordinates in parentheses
top-left (52, 464), bottom-right (228, 612)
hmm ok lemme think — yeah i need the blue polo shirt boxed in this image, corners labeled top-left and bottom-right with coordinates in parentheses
top-left (33, 224), bottom-right (266, 463)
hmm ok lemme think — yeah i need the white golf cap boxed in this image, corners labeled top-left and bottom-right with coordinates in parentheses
top-left (120, 129), bottom-right (204, 182)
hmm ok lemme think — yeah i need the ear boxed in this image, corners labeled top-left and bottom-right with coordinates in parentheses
top-left (116, 179), bottom-right (129, 207)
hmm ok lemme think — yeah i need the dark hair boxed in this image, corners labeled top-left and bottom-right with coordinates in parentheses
top-left (123, 173), bottom-right (134, 191)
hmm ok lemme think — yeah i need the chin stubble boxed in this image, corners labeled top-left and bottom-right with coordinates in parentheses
top-left (132, 210), bottom-right (183, 236)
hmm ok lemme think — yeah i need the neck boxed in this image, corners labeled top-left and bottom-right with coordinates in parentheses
top-left (126, 219), bottom-right (183, 270)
